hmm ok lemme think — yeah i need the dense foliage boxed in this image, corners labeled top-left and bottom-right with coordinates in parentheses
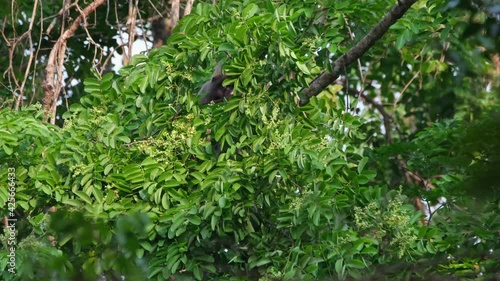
top-left (0, 0), bottom-right (499, 280)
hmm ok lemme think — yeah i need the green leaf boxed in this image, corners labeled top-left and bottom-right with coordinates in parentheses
top-left (242, 3), bottom-right (259, 19)
top-left (296, 61), bottom-right (310, 75)
top-left (3, 144), bottom-right (13, 155)
top-left (74, 191), bottom-right (92, 205)
top-left (361, 247), bottom-right (378, 256)
top-left (335, 259), bottom-right (344, 277)
top-left (360, 170), bottom-right (377, 180)
top-left (426, 243), bottom-right (436, 254)
top-left (347, 259), bottom-right (366, 269)
top-left (396, 29), bottom-right (412, 49)
top-left (187, 215), bottom-right (201, 225)
top-left (358, 157), bottom-right (368, 174)
top-left (254, 258), bottom-right (271, 267)
top-left (331, 158), bottom-right (348, 165)
top-left (61, 199), bottom-right (83, 207)
top-left (81, 173), bottom-right (93, 186)
top-left (101, 72), bottom-right (114, 82)
top-left (193, 265), bottom-right (202, 280)
top-left (218, 196), bottom-right (226, 208)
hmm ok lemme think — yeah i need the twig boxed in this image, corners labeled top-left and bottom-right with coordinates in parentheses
top-left (75, 3), bottom-right (104, 69)
top-left (0, 0), bottom-right (39, 110)
top-left (45, 1), bottom-right (78, 34)
top-left (99, 43), bottom-right (128, 75)
top-left (16, 0), bottom-right (40, 110)
top-left (393, 70), bottom-right (420, 107)
top-left (135, 5), bottom-right (151, 54)
top-left (113, 0), bottom-right (127, 58)
top-left (146, 0), bottom-right (163, 18)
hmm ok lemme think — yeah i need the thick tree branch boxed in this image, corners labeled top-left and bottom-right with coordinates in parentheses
top-left (168, 0), bottom-right (180, 38)
top-left (123, 0), bottom-right (138, 66)
top-left (184, 0), bottom-right (195, 16)
top-left (301, 0), bottom-right (418, 105)
top-left (43, 0), bottom-right (106, 123)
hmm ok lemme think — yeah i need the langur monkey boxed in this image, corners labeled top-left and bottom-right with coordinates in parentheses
top-left (198, 63), bottom-right (233, 105)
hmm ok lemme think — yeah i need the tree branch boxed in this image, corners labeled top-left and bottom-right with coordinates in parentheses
top-left (184, 0), bottom-right (195, 16)
top-left (168, 0), bottom-right (180, 37)
top-left (301, 0), bottom-right (417, 105)
top-left (123, 0), bottom-right (138, 66)
top-left (42, 0), bottom-right (106, 123)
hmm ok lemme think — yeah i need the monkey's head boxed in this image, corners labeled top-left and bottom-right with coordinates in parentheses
top-left (199, 65), bottom-right (233, 105)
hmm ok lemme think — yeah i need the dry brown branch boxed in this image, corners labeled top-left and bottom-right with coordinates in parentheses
top-left (15, 0), bottom-right (40, 110)
top-left (301, 0), bottom-right (418, 105)
top-left (135, 5), bottom-right (152, 55)
top-left (42, 0), bottom-right (106, 124)
top-left (0, 0), bottom-right (39, 110)
top-left (0, 18), bottom-right (9, 43)
top-left (75, 3), bottom-right (105, 69)
top-left (146, 15), bottom-right (164, 22)
top-left (184, 0), bottom-right (195, 16)
top-left (113, 0), bottom-right (128, 58)
top-left (146, 0), bottom-right (163, 18)
top-left (99, 43), bottom-right (128, 75)
top-left (123, 0), bottom-right (139, 66)
top-left (169, 0), bottom-right (180, 35)
top-left (393, 71), bottom-right (420, 107)
top-left (28, 4), bottom-right (46, 107)
top-left (46, 1), bottom-right (78, 34)
top-left (1, 31), bottom-right (21, 99)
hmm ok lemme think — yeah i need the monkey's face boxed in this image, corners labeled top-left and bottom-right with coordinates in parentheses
top-left (211, 75), bottom-right (233, 100)
top-left (200, 75), bottom-right (233, 105)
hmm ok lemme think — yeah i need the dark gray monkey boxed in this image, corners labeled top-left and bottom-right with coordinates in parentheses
top-left (198, 64), bottom-right (233, 105)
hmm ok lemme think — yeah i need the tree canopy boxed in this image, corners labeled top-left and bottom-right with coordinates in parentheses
top-left (0, 0), bottom-right (499, 280)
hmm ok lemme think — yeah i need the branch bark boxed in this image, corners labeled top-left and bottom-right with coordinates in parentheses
top-left (168, 0), bottom-right (180, 37)
top-left (42, 0), bottom-right (106, 124)
top-left (123, 0), bottom-right (138, 66)
top-left (184, 0), bottom-right (195, 16)
top-left (301, 0), bottom-right (418, 105)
